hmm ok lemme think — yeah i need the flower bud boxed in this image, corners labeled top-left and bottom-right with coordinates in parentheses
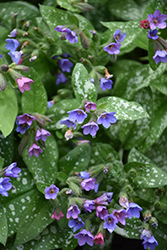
top-left (0, 64), bottom-right (9, 73)
top-left (149, 217), bottom-right (158, 227)
top-left (124, 184), bottom-right (133, 194)
top-left (0, 73), bottom-right (7, 91)
top-left (154, 201), bottom-right (164, 211)
top-left (34, 113), bottom-right (52, 126)
top-left (94, 66), bottom-right (106, 74)
top-left (10, 64), bottom-right (29, 72)
top-left (128, 168), bottom-right (137, 178)
top-left (69, 182), bottom-right (82, 196)
top-left (89, 164), bottom-right (105, 177)
top-left (79, 32), bottom-right (90, 49)
top-left (65, 129), bottom-right (73, 141)
top-left (143, 210), bottom-right (152, 222)
top-left (11, 13), bottom-right (18, 30)
top-left (18, 132), bottom-right (29, 155)
top-left (73, 3), bottom-right (94, 12)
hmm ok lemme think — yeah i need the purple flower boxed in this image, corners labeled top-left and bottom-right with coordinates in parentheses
top-left (95, 192), bottom-right (113, 205)
top-left (81, 178), bottom-right (96, 191)
top-left (126, 202), bottom-right (142, 219)
top-left (96, 206), bottom-right (108, 219)
top-left (142, 236), bottom-right (158, 250)
top-left (91, 78), bottom-right (94, 83)
top-left (16, 113), bottom-right (35, 126)
top-left (103, 42), bottom-right (121, 55)
top-left (153, 50), bottom-right (167, 64)
top-left (28, 143), bottom-right (43, 157)
top-left (44, 184), bottom-right (59, 200)
top-left (100, 78), bottom-right (113, 91)
top-left (66, 205), bottom-right (80, 219)
top-left (60, 118), bottom-right (77, 130)
top-left (16, 121), bottom-right (30, 134)
top-left (113, 29), bottom-right (127, 43)
top-left (79, 171), bottom-right (90, 179)
top-left (47, 101), bottom-right (54, 109)
top-left (65, 28), bottom-right (78, 43)
top-left (0, 177), bottom-right (12, 197)
top-left (147, 29), bottom-right (159, 40)
top-left (54, 25), bottom-right (64, 32)
top-left (140, 229), bottom-right (152, 241)
top-left (112, 209), bottom-right (129, 226)
top-left (62, 52), bottom-right (71, 58)
top-left (147, 10), bottom-right (167, 30)
top-left (17, 76), bottom-right (33, 93)
top-left (9, 28), bottom-right (17, 37)
top-left (85, 102), bottom-right (96, 113)
top-left (74, 229), bottom-right (94, 246)
top-left (81, 121), bottom-right (99, 137)
top-left (83, 200), bottom-right (95, 212)
top-left (0, 55), bottom-right (2, 59)
top-left (56, 72), bottom-right (68, 85)
top-left (97, 112), bottom-right (117, 129)
top-left (94, 182), bottom-right (99, 193)
top-left (119, 196), bottom-right (129, 208)
top-left (8, 51), bottom-right (22, 64)
top-left (5, 39), bottom-right (19, 51)
top-left (103, 214), bottom-right (117, 233)
top-left (58, 59), bottom-right (73, 73)
top-left (35, 128), bottom-right (51, 141)
top-left (4, 162), bottom-right (21, 178)
top-left (67, 109), bottom-right (87, 124)
top-left (68, 218), bottom-right (85, 232)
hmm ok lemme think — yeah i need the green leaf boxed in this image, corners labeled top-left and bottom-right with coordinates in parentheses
top-left (124, 161), bottom-right (167, 188)
top-left (72, 63), bottom-right (97, 103)
top-left (138, 102), bottom-right (167, 153)
top-left (156, 204), bottom-right (167, 224)
top-left (57, 0), bottom-right (79, 12)
top-left (114, 218), bottom-right (142, 239)
top-left (74, 13), bottom-right (94, 31)
top-left (121, 88), bottom-right (153, 149)
top-left (0, 1), bottom-right (39, 28)
top-left (0, 206), bottom-right (8, 246)
top-left (0, 26), bottom-right (10, 55)
top-left (22, 68), bottom-right (47, 115)
top-left (14, 191), bottom-right (52, 246)
top-left (0, 169), bottom-right (36, 237)
top-left (133, 29), bottom-right (148, 50)
top-left (97, 96), bottom-right (149, 120)
top-left (148, 39), bottom-right (159, 70)
top-left (46, 99), bottom-right (80, 130)
top-left (22, 135), bottom-right (58, 193)
top-left (58, 143), bottom-right (91, 175)
top-left (108, 0), bottom-right (142, 21)
top-left (0, 132), bottom-right (13, 166)
top-left (112, 63), bottom-right (167, 100)
top-left (55, 172), bottom-right (68, 183)
top-left (90, 143), bottom-right (120, 166)
top-left (0, 87), bottom-right (18, 137)
top-left (40, 5), bottom-right (79, 31)
top-left (142, 0), bottom-right (163, 19)
top-left (150, 74), bottom-right (167, 95)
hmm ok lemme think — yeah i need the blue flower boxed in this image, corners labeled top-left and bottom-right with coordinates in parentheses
top-left (58, 59), bottom-right (73, 72)
top-left (142, 236), bottom-right (158, 250)
top-left (4, 162), bottom-right (21, 178)
top-left (83, 200), bottom-right (95, 212)
top-left (126, 202), bottom-right (142, 219)
top-left (74, 229), bottom-right (94, 246)
top-left (0, 177), bottom-right (12, 197)
top-left (112, 209), bottom-right (129, 226)
top-left (147, 29), bottom-right (159, 40)
top-left (65, 28), bottom-right (78, 43)
top-left (8, 51), bottom-right (22, 64)
top-left (67, 109), bottom-right (87, 124)
top-left (140, 229), bottom-right (152, 241)
top-left (153, 50), bottom-right (167, 64)
top-left (66, 205), bottom-right (80, 219)
top-left (68, 218), bottom-right (84, 232)
top-left (16, 113), bottom-right (36, 126)
top-left (103, 42), bottom-right (121, 55)
top-left (35, 128), bottom-right (51, 141)
top-left (44, 184), bottom-right (59, 200)
top-left (97, 112), bottom-right (117, 128)
top-left (81, 178), bottom-right (96, 191)
top-left (81, 121), bottom-right (99, 137)
top-left (113, 29), bottom-right (127, 43)
top-left (103, 214), bottom-right (117, 233)
top-left (96, 205), bottom-right (108, 219)
top-left (5, 39), bottom-right (20, 51)
top-left (147, 10), bottom-right (167, 30)
top-left (56, 72), bottom-right (68, 85)
top-left (9, 28), bottom-right (17, 38)
top-left (100, 78), bottom-right (113, 91)
top-left (54, 25), bottom-right (64, 32)
top-left (16, 121), bottom-right (30, 134)
top-left (60, 118), bottom-right (77, 129)
top-left (79, 171), bottom-right (90, 179)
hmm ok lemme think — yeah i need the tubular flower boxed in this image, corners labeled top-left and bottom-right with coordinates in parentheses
top-left (28, 143), bottom-right (43, 157)
top-left (94, 232), bottom-right (104, 245)
top-left (17, 76), bottom-right (34, 93)
top-left (81, 121), bottom-right (99, 137)
top-left (103, 42), bottom-right (121, 55)
top-left (74, 229), bottom-right (94, 246)
top-left (44, 184), bottom-right (59, 200)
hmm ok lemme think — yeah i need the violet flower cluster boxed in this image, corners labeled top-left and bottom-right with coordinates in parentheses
top-left (60, 101), bottom-right (117, 138)
top-left (0, 162), bottom-right (21, 197)
top-left (140, 10), bottom-right (167, 64)
top-left (15, 113), bottom-right (51, 157)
